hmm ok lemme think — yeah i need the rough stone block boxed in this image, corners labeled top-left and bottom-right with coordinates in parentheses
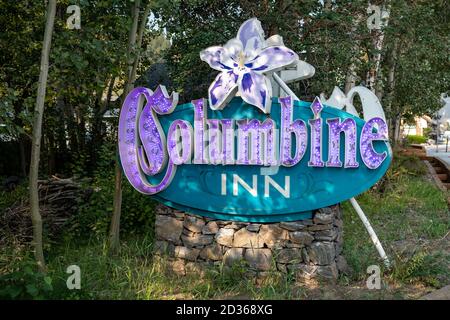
top-left (335, 242), bottom-right (343, 256)
top-left (181, 234), bottom-right (213, 247)
top-left (275, 248), bottom-right (303, 264)
top-left (306, 224), bottom-right (333, 232)
top-left (216, 221), bottom-right (231, 227)
top-left (314, 229), bottom-right (338, 241)
top-left (174, 246), bottom-right (200, 261)
top-left (246, 224), bottom-right (261, 232)
top-left (314, 212), bottom-right (333, 225)
top-left (308, 242), bottom-right (336, 265)
top-left (184, 215), bottom-right (205, 233)
top-left (299, 219), bottom-right (314, 226)
top-left (317, 207), bottom-right (335, 217)
top-left (317, 262), bottom-right (339, 279)
top-left (244, 248), bottom-right (273, 271)
top-left (288, 264), bottom-right (318, 280)
top-left (174, 211), bottom-right (185, 219)
top-left (155, 205), bottom-right (170, 215)
top-left (224, 222), bottom-right (246, 230)
top-left (259, 225), bottom-right (288, 248)
top-left (301, 247), bottom-right (310, 264)
top-left (285, 242), bottom-right (304, 248)
top-left (223, 248), bottom-right (244, 266)
top-left (202, 221), bottom-right (219, 235)
top-left (199, 243), bottom-right (223, 261)
top-left (156, 215), bottom-right (183, 243)
top-left (182, 228), bottom-right (198, 237)
top-left (289, 231), bottom-right (314, 245)
top-left (333, 218), bottom-right (343, 229)
top-left (280, 221), bottom-right (307, 231)
top-left (233, 228), bottom-right (264, 248)
top-left (215, 228), bottom-right (234, 246)
top-left (277, 263), bottom-right (287, 273)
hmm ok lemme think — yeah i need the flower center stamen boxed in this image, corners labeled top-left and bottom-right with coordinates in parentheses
top-left (237, 51), bottom-right (246, 70)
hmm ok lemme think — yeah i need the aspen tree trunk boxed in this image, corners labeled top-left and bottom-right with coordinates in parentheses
top-left (385, 40), bottom-right (399, 143)
top-left (129, 3), bottom-right (152, 90)
top-left (394, 118), bottom-right (402, 144)
top-left (109, 0), bottom-right (146, 254)
top-left (345, 12), bottom-right (363, 94)
top-left (366, 2), bottom-right (391, 94)
top-left (29, 0), bottom-right (56, 272)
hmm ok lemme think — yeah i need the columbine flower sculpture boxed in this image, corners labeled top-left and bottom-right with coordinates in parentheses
top-left (200, 18), bottom-right (299, 114)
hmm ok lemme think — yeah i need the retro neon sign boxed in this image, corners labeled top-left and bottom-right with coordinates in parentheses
top-left (118, 19), bottom-right (392, 222)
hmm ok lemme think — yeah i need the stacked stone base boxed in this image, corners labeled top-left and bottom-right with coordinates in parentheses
top-left (154, 204), bottom-right (348, 281)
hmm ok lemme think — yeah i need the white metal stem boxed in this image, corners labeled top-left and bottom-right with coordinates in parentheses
top-left (274, 72), bottom-right (391, 267)
top-left (350, 198), bottom-right (390, 267)
top-left (273, 73), bottom-right (299, 99)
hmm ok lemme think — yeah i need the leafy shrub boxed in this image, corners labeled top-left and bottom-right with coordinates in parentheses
top-left (0, 183), bottom-right (30, 244)
top-left (0, 258), bottom-right (53, 300)
top-left (406, 135), bottom-right (427, 144)
top-left (392, 251), bottom-right (450, 288)
top-left (66, 143), bottom-right (156, 241)
top-left (423, 127), bottom-right (432, 139)
top-left (390, 154), bottom-right (426, 177)
top-left (0, 182), bottom-right (28, 213)
top-left (373, 153), bottom-right (426, 194)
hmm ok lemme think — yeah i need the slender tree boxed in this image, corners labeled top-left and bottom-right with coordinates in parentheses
top-left (29, 0), bottom-right (57, 272)
top-left (109, 0), bottom-right (151, 254)
top-left (366, 1), bottom-right (391, 94)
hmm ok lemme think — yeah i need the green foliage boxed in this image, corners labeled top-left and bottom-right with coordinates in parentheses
top-left (423, 127), bottom-right (432, 139)
top-left (67, 143), bottom-right (156, 240)
top-left (405, 135), bottom-right (427, 145)
top-left (39, 235), bottom-right (302, 300)
top-left (0, 182), bottom-right (28, 242)
top-left (0, 258), bottom-right (53, 300)
top-left (342, 154), bottom-right (449, 281)
top-left (0, 1), bottom-right (43, 140)
top-left (153, 0), bottom-right (366, 102)
top-left (0, 182), bottom-right (28, 213)
top-left (1, 1), bottom-right (449, 300)
top-left (153, 0), bottom-right (449, 122)
top-left (390, 153), bottom-right (427, 177)
top-left (0, 0), bottom-right (161, 175)
top-left (374, 153), bottom-right (427, 196)
top-left (383, 0), bottom-right (449, 120)
top-left (392, 251), bottom-right (450, 288)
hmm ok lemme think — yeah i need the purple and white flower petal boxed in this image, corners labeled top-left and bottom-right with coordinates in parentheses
top-left (200, 18), bottom-right (302, 114)
top-left (237, 18), bottom-right (265, 59)
top-left (238, 71), bottom-right (272, 113)
top-left (200, 46), bottom-right (234, 71)
top-left (245, 46), bottom-right (298, 73)
top-left (223, 38), bottom-right (243, 63)
top-left (208, 71), bottom-right (239, 110)
top-left (265, 34), bottom-right (284, 47)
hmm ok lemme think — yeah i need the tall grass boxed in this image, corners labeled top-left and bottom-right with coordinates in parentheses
top-left (341, 155), bottom-right (449, 287)
top-left (1, 154), bottom-right (448, 299)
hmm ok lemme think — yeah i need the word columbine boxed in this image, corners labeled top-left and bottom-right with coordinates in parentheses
top-left (118, 86), bottom-right (389, 195)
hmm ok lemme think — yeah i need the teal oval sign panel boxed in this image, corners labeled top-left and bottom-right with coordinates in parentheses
top-left (118, 86), bottom-right (392, 222)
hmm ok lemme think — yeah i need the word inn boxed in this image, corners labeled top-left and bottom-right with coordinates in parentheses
top-left (221, 174), bottom-right (291, 198)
